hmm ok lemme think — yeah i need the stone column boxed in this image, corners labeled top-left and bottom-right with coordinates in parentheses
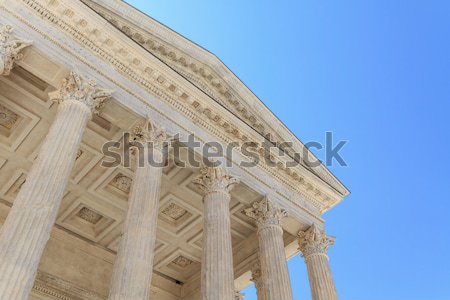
top-left (0, 25), bottom-right (32, 76)
top-left (193, 166), bottom-right (239, 300)
top-left (250, 259), bottom-right (265, 300)
top-left (298, 224), bottom-right (338, 300)
top-left (0, 71), bottom-right (112, 300)
top-left (108, 119), bottom-right (169, 300)
top-left (245, 196), bottom-right (293, 300)
top-left (234, 291), bottom-right (244, 300)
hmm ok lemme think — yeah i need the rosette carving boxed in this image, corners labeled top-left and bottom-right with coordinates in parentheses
top-left (49, 71), bottom-right (113, 114)
top-left (297, 224), bottom-right (335, 258)
top-left (244, 196), bottom-right (287, 227)
top-left (192, 166), bottom-right (239, 194)
top-left (0, 25), bottom-right (32, 76)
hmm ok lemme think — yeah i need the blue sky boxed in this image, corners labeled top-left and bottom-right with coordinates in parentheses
top-left (125, 1), bottom-right (450, 299)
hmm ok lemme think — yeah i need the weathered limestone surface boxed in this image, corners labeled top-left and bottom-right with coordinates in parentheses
top-left (298, 224), bottom-right (338, 300)
top-left (0, 25), bottom-right (31, 76)
top-left (0, 1), bottom-right (348, 298)
top-left (234, 291), bottom-right (244, 300)
top-left (193, 166), bottom-right (239, 300)
top-left (245, 197), bottom-right (293, 300)
top-left (108, 119), bottom-right (169, 300)
top-left (250, 259), bottom-right (266, 300)
top-left (0, 71), bottom-right (111, 300)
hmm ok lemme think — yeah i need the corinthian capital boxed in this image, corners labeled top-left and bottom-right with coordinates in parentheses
top-left (235, 291), bottom-right (244, 300)
top-left (297, 224), bottom-right (335, 258)
top-left (244, 196), bottom-right (287, 227)
top-left (250, 259), bottom-right (262, 284)
top-left (0, 25), bottom-right (32, 76)
top-left (131, 117), bottom-right (170, 148)
top-left (49, 71), bottom-right (113, 114)
top-left (192, 166), bottom-right (239, 195)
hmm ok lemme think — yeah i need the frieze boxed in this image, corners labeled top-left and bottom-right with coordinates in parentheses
top-left (4, 0), bottom-right (345, 214)
top-left (33, 271), bottom-right (105, 300)
top-left (80, 0), bottom-right (348, 198)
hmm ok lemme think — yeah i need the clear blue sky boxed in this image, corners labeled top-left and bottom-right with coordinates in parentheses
top-left (125, 1), bottom-right (450, 299)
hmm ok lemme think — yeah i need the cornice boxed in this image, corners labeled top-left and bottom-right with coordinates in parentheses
top-left (3, 0), bottom-right (345, 214)
top-left (81, 0), bottom-right (349, 200)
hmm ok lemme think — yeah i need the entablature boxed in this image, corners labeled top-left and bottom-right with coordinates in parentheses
top-left (0, 0), bottom-right (348, 218)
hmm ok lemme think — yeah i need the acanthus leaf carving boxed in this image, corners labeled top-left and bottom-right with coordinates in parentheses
top-left (15, 0), bottom-right (343, 215)
top-left (192, 166), bottom-right (239, 195)
top-left (0, 24), bottom-right (32, 76)
top-left (235, 291), bottom-right (245, 300)
top-left (130, 117), bottom-right (170, 149)
top-left (49, 71), bottom-right (113, 115)
top-left (244, 196), bottom-right (287, 228)
top-left (297, 224), bottom-right (335, 259)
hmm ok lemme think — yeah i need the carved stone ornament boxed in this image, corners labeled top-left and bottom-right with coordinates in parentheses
top-left (192, 166), bottom-right (239, 194)
top-left (110, 174), bottom-right (132, 193)
top-left (33, 271), bottom-right (104, 300)
top-left (235, 291), bottom-right (245, 300)
top-left (172, 255), bottom-right (193, 268)
top-left (250, 259), bottom-right (262, 284)
top-left (49, 71), bottom-right (113, 114)
top-left (297, 224), bottom-right (335, 258)
top-left (0, 25), bottom-right (32, 76)
top-left (0, 104), bottom-right (18, 129)
top-left (76, 207), bottom-right (102, 224)
top-left (161, 203), bottom-right (187, 221)
top-left (131, 117), bottom-right (170, 148)
top-left (244, 196), bottom-right (288, 227)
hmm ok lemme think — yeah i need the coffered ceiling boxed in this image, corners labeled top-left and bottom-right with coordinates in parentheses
top-left (0, 64), bottom-right (297, 298)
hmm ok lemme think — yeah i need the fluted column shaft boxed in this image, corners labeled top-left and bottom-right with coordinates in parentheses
top-left (258, 224), bottom-right (293, 300)
top-left (202, 190), bottom-right (234, 299)
top-left (0, 71), bottom-right (111, 300)
top-left (245, 197), bottom-right (292, 300)
top-left (193, 166), bottom-right (239, 300)
top-left (298, 224), bottom-right (338, 300)
top-left (0, 100), bottom-right (92, 300)
top-left (108, 119), bottom-right (168, 300)
top-left (304, 253), bottom-right (337, 300)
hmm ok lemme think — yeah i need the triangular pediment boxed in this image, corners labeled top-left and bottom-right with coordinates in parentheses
top-left (81, 0), bottom-right (349, 205)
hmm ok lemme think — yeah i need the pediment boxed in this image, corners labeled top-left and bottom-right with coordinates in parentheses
top-left (80, 0), bottom-right (349, 205)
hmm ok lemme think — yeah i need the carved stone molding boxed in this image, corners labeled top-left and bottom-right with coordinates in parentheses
top-left (192, 166), bottom-right (239, 195)
top-left (0, 24), bottom-right (32, 76)
top-left (297, 224), bottom-right (335, 259)
top-left (93, 7), bottom-right (268, 135)
top-left (48, 71), bottom-right (113, 115)
top-left (32, 271), bottom-right (105, 300)
top-left (244, 196), bottom-right (288, 228)
top-left (81, 0), bottom-right (349, 200)
top-left (2, 0), bottom-right (347, 215)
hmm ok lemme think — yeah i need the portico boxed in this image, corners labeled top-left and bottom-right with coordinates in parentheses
top-left (0, 0), bottom-right (349, 299)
